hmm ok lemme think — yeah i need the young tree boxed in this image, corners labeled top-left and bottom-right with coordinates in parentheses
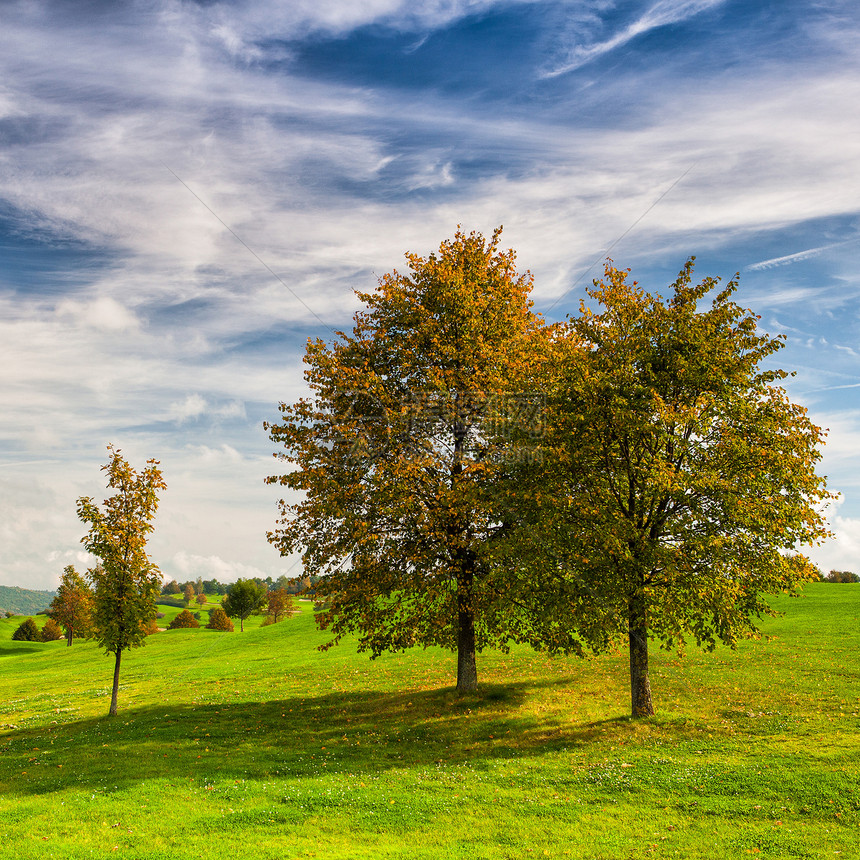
top-left (77, 445), bottom-right (166, 716)
top-left (266, 227), bottom-right (546, 693)
top-left (222, 578), bottom-right (267, 631)
top-left (504, 261), bottom-right (831, 717)
top-left (265, 588), bottom-right (293, 624)
top-left (183, 583), bottom-right (195, 606)
top-left (48, 564), bottom-right (94, 646)
top-left (195, 593), bottom-right (207, 606)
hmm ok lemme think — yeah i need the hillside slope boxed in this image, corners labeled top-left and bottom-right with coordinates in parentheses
top-left (0, 584), bottom-right (55, 615)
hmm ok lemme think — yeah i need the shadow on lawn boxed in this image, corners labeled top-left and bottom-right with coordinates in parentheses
top-left (6, 678), bottom-right (625, 794)
top-left (0, 644), bottom-right (45, 656)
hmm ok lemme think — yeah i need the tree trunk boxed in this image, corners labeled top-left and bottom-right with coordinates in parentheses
top-left (457, 603), bottom-right (478, 694)
top-left (628, 595), bottom-right (654, 718)
top-left (109, 649), bottom-right (122, 716)
top-left (66, 626), bottom-right (73, 647)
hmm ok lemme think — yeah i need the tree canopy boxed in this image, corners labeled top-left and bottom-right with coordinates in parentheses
top-left (77, 445), bottom-right (166, 716)
top-left (266, 227), bottom-right (546, 693)
top-left (501, 260), bottom-right (831, 716)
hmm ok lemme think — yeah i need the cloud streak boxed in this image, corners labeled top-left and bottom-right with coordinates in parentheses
top-left (542, 0), bottom-right (727, 78)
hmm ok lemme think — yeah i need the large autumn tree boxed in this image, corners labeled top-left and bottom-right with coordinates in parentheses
top-left (77, 446), bottom-right (166, 716)
top-left (48, 564), bottom-right (94, 646)
top-left (266, 227), bottom-right (545, 693)
top-left (502, 260), bottom-right (831, 717)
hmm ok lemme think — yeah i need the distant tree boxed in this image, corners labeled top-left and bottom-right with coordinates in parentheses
top-left (77, 445), bottom-right (166, 716)
top-left (183, 583), bottom-right (195, 606)
top-left (48, 565), bottom-right (94, 647)
top-left (195, 592), bottom-right (207, 605)
top-left (265, 588), bottom-right (293, 624)
top-left (825, 570), bottom-right (860, 583)
top-left (206, 607), bottom-right (234, 632)
top-left (11, 618), bottom-right (41, 642)
top-left (40, 617), bottom-right (64, 642)
top-left (222, 578), bottom-right (267, 632)
top-left (168, 609), bottom-right (200, 629)
top-left (162, 579), bottom-right (181, 595)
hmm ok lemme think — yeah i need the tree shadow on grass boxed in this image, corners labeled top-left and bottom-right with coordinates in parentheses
top-left (0, 644), bottom-right (45, 656)
top-left (4, 677), bottom-right (629, 795)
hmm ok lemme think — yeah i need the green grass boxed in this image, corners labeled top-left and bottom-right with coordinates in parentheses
top-left (1, 585), bottom-right (858, 859)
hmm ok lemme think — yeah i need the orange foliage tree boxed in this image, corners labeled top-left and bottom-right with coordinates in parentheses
top-left (49, 564), bottom-right (94, 646)
top-left (266, 227), bottom-right (546, 693)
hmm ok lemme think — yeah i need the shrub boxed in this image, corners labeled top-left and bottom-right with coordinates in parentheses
top-left (40, 617), bottom-right (64, 642)
top-left (11, 618), bottom-right (41, 641)
top-left (168, 609), bottom-right (200, 629)
top-left (206, 607), bottom-right (234, 632)
top-left (141, 619), bottom-right (160, 636)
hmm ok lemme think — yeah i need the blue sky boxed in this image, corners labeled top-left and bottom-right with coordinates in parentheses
top-left (1, 0), bottom-right (859, 589)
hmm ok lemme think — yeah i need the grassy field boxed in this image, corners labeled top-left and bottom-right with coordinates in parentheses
top-left (0, 584), bottom-right (858, 859)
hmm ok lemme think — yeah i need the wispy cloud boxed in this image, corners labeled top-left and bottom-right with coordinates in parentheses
top-left (747, 239), bottom-right (857, 271)
top-left (542, 0), bottom-right (727, 78)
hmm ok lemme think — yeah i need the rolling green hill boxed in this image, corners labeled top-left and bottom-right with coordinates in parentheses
top-left (0, 584), bottom-right (55, 616)
top-left (0, 586), bottom-right (858, 859)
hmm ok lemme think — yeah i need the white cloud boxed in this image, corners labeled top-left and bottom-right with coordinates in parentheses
top-left (542, 0), bottom-right (727, 77)
top-left (746, 239), bottom-right (858, 271)
top-left (55, 296), bottom-right (140, 332)
top-left (169, 394), bottom-right (209, 423)
top-left (170, 550), bottom-right (274, 584)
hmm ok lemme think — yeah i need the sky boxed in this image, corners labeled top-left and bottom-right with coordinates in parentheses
top-left (1, 0), bottom-right (859, 591)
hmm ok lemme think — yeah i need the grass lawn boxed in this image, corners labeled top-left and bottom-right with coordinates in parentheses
top-left (0, 584), bottom-right (858, 859)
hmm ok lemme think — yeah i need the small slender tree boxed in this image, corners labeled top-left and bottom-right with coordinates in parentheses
top-left (265, 588), bottom-right (293, 624)
top-left (77, 445), bottom-right (166, 716)
top-left (49, 565), bottom-right (94, 646)
top-left (183, 583), bottom-right (195, 606)
top-left (222, 579), bottom-right (267, 631)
